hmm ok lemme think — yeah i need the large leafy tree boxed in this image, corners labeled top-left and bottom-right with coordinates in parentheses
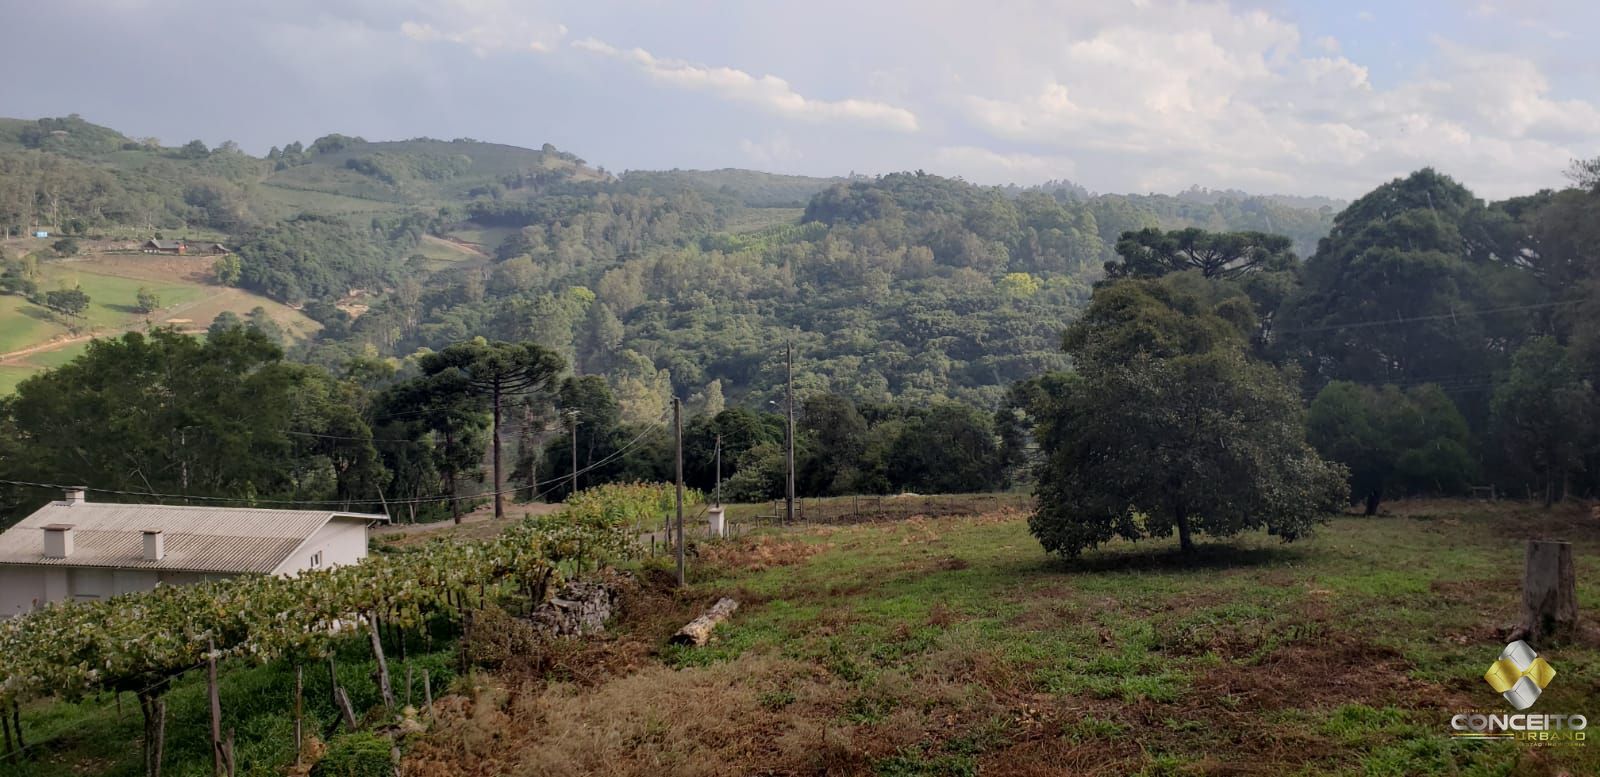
top-left (1107, 227), bottom-right (1295, 280)
top-left (1307, 381), bottom-right (1474, 514)
top-left (419, 339), bottom-right (564, 519)
top-left (797, 393), bottom-right (870, 495)
top-left (1490, 337), bottom-right (1595, 506)
top-left (1030, 278), bottom-right (1346, 556)
top-left (376, 370), bottom-right (491, 523)
top-left (1, 328), bottom-right (383, 514)
top-left (1277, 169), bottom-right (1494, 389)
top-left (534, 375), bottom-right (625, 502)
top-left (885, 403), bottom-right (1004, 494)
top-left (683, 406), bottom-right (780, 494)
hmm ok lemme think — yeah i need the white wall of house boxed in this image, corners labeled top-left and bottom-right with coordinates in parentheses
top-left (0, 567), bottom-right (220, 616)
top-left (0, 567), bottom-right (46, 618)
top-left (275, 518), bottom-right (371, 575)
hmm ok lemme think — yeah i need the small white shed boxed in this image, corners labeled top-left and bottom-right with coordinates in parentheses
top-left (0, 489), bottom-right (388, 617)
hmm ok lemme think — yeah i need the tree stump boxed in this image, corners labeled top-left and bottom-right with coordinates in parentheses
top-left (1518, 540), bottom-right (1578, 647)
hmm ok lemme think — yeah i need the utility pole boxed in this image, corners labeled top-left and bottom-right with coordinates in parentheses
top-left (714, 434), bottom-right (722, 507)
top-left (567, 409), bottom-right (580, 498)
top-left (674, 397), bottom-right (686, 588)
top-left (785, 341), bottom-right (795, 525)
top-left (492, 383), bottom-right (503, 519)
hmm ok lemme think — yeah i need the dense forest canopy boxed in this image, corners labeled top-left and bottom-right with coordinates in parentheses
top-left (0, 116), bottom-right (1339, 417)
top-left (6, 114), bottom-right (1598, 524)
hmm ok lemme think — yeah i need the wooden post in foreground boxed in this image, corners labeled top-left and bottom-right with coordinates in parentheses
top-left (674, 397), bottom-right (686, 588)
top-left (1519, 539), bottom-right (1578, 646)
top-left (293, 665), bottom-right (303, 767)
top-left (207, 640), bottom-right (222, 777)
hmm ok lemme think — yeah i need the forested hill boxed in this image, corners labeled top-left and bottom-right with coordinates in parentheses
top-left (0, 114), bottom-right (1341, 411)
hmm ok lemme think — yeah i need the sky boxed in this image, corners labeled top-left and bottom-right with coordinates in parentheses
top-left (3, 0), bottom-right (1597, 199)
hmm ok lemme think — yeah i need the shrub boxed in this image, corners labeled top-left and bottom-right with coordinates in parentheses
top-left (459, 604), bottom-right (543, 669)
top-left (311, 731), bottom-right (394, 777)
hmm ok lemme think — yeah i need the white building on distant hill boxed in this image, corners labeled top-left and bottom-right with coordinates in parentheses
top-left (0, 488), bottom-right (388, 617)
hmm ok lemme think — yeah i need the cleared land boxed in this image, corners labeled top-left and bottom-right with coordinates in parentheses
top-left (414, 233), bottom-right (491, 270)
top-left (7, 498), bottom-right (1598, 776)
top-left (398, 498), bottom-right (1600, 776)
top-left (0, 253), bottom-right (318, 393)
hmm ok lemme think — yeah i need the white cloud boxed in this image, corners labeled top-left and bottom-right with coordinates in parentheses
top-left (52, 0), bottom-right (1595, 199)
top-left (399, 1), bottom-right (567, 56)
top-left (739, 133), bottom-right (803, 167)
top-left (572, 37), bottom-right (919, 133)
top-left (948, 0), bottom-right (1600, 198)
top-left (930, 146), bottom-right (1077, 184)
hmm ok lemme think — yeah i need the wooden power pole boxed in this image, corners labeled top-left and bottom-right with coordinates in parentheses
top-left (674, 397), bottom-right (686, 588)
top-left (785, 342), bottom-right (795, 525)
top-left (567, 409), bottom-right (580, 498)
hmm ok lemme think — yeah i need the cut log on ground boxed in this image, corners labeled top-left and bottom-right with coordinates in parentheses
top-left (1516, 539), bottom-right (1578, 647)
top-left (670, 598), bottom-right (739, 646)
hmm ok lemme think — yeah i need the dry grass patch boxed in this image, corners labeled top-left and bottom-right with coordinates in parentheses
top-left (697, 534), bottom-right (832, 573)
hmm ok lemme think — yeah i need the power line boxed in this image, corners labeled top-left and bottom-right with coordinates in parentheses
top-left (284, 430), bottom-right (427, 445)
top-left (0, 411), bottom-right (672, 511)
top-left (1274, 299), bottom-right (1583, 337)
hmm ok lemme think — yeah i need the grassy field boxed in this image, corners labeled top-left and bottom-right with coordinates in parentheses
top-left (414, 234), bottom-right (490, 270)
top-left (0, 296), bottom-right (62, 353)
top-left (7, 498), bottom-right (1598, 776)
top-left (0, 365), bottom-right (35, 395)
top-left (0, 254), bottom-right (318, 393)
top-left (406, 498), bottom-right (1600, 776)
top-left (443, 225), bottom-right (519, 257)
top-left (723, 206), bottom-right (805, 234)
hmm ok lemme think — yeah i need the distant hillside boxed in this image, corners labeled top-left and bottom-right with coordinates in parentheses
top-left (263, 135), bottom-right (607, 205)
top-left (0, 116), bottom-right (610, 239)
top-left (618, 169), bottom-right (844, 207)
top-left (0, 113), bottom-right (1354, 409)
top-left (0, 115), bottom-right (134, 156)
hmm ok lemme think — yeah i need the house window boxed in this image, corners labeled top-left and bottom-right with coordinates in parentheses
top-left (309, 551), bottom-right (323, 569)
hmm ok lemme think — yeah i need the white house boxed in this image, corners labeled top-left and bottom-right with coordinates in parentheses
top-left (0, 488), bottom-right (389, 617)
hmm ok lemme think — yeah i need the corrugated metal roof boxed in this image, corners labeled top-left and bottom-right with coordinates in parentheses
top-left (0, 502), bottom-right (389, 574)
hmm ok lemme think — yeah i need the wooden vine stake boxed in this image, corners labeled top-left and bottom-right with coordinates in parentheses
top-left (335, 688), bottom-right (358, 732)
top-left (293, 665), bottom-right (304, 767)
top-left (1, 703), bottom-right (12, 762)
top-left (423, 670), bottom-right (434, 718)
top-left (208, 640), bottom-right (223, 777)
top-left (368, 613), bottom-right (396, 711)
